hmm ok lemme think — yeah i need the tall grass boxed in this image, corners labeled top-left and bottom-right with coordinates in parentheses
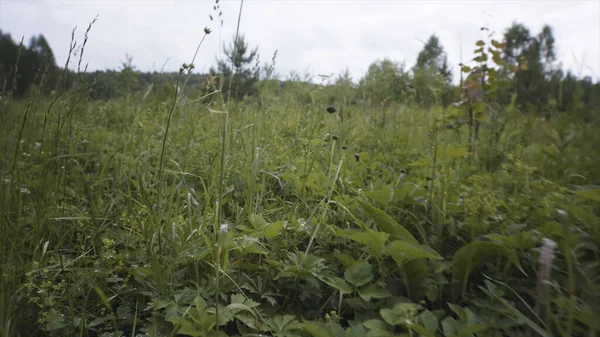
top-left (2, 4), bottom-right (600, 337)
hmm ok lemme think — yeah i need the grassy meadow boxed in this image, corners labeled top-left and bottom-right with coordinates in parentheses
top-left (1, 14), bottom-right (600, 337)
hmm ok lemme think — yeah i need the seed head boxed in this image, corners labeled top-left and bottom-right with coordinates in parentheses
top-left (204, 27), bottom-right (212, 34)
top-left (326, 106), bottom-right (336, 114)
top-left (332, 135), bottom-right (339, 141)
top-left (342, 146), bottom-right (348, 150)
top-left (354, 153), bottom-right (360, 162)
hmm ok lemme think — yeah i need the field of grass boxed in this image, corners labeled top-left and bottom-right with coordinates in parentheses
top-left (2, 42), bottom-right (600, 337)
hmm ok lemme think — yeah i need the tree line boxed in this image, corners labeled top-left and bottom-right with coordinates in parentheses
top-left (1, 22), bottom-right (599, 120)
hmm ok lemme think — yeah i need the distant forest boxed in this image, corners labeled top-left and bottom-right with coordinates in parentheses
top-left (1, 23), bottom-right (599, 120)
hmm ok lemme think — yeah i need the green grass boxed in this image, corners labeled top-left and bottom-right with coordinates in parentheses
top-left (1, 32), bottom-right (600, 337)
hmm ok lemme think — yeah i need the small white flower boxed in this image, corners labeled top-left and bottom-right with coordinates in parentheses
top-left (539, 238), bottom-right (557, 274)
top-left (219, 224), bottom-right (228, 235)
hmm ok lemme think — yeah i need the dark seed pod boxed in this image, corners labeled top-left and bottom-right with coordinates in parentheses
top-left (400, 169), bottom-right (407, 175)
top-left (354, 153), bottom-right (360, 162)
top-left (426, 176), bottom-right (432, 181)
top-left (327, 106), bottom-right (336, 113)
top-left (332, 135), bottom-right (339, 141)
top-left (342, 146), bottom-right (348, 150)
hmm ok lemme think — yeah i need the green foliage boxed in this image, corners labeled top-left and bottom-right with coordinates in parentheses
top-left (210, 34), bottom-right (260, 101)
top-left (1, 16), bottom-right (600, 337)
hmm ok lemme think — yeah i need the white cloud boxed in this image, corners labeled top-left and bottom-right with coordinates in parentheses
top-left (1, 0), bottom-right (598, 83)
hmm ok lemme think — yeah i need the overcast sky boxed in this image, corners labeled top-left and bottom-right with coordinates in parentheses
top-left (1, 0), bottom-right (599, 84)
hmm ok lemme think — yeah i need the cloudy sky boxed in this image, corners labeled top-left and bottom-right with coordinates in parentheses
top-left (1, 0), bottom-right (599, 84)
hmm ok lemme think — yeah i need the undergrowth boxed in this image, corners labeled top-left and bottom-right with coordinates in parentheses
top-left (1, 6), bottom-right (600, 337)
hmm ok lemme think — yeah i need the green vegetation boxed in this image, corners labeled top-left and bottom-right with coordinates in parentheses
top-left (1, 4), bottom-right (599, 337)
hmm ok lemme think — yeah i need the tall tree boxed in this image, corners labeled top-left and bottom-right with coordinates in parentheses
top-left (359, 58), bottom-right (411, 105)
top-left (502, 22), bottom-right (557, 110)
top-left (210, 34), bottom-right (259, 101)
top-left (0, 30), bottom-right (20, 94)
top-left (28, 34), bottom-right (59, 93)
top-left (415, 35), bottom-right (452, 83)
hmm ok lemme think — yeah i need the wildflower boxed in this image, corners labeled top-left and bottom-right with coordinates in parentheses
top-left (219, 223), bottom-right (228, 235)
top-left (536, 238), bottom-right (557, 312)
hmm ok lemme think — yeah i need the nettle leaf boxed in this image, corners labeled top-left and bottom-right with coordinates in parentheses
top-left (574, 187), bottom-right (600, 203)
top-left (384, 240), bottom-right (443, 265)
top-left (320, 276), bottom-right (353, 294)
top-left (249, 213), bottom-right (268, 229)
top-left (264, 220), bottom-right (286, 238)
top-left (302, 320), bottom-right (334, 337)
top-left (267, 314), bottom-right (302, 334)
top-left (406, 323), bottom-right (435, 337)
top-left (334, 250), bottom-right (359, 269)
top-left (363, 319), bottom-right (388, 331)
top-left (358, 283), bottom-right (392, 302)
top-left (419, 309), bottom-right (439, 334)
top-left (357, 199), bottom-right (418, 244)
top-left (452, 242), bottom-right (520, 299)
top-left (235, 235), bottom-right (269, 255)
top-left (363, 185), bottom-right (394, 207)
top-left (335, 227), bottom-right (389, 257)
top-left (380, 302), bottom-right (422, 326)
top-left (441, 316), bottom-right (459, 336)
top-left (344, 262), bottom-right (373, 287)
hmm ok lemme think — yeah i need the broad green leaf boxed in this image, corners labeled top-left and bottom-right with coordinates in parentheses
top-left (365, 329), bottom-right (396, 337)
top-left (335, 228), bottom-right (389, 257)
top-left (248, 213), bottom-right (267, 229)
top-left (346, 323), bottom-right (367, 337)
top-left (439, 146), bottom-right (469, 160)
top-left (267, 315), bottom-right (301, 333)
top-left (483, 284), bottom-right (552, 337)
top-left (363, 319), bottom-right (388, 331)
top-left (357, 199), bottom-right (418, 244)
top-left (441, 316), bottom-right (458, 336)
top-left (363, 186), bottom-right (394, 207)
top-left (320, 276), bottom-right (353, 294)
top-left (115, 305), bottom-right (131, 319)
top-left (302, 320), bottom-right (334, 337)
top-left (264, 220), bottom-right (285, 238)
top-left (419, 310), bottom-right (439, 334)
top-left (334, 250), bottom-right (358, 269)
top-left (457, 324), bottom-right (489, 336)
top-left (406, 323), bottom-right (435, 337)
top-left (345, 262), bottom-right (373, 287)
top-left (574, 187), bottom-right (600, 203)
top-left (578, 308), bottom-right (600, 331)
top-left (447, 303), bottom-right (466, 320)
top-left (380, 302), bottom-right (422, 326)
top-left (408, 156), bottom-right (431, 167)
top-left (452, 242), bottom-right (519, 299)
top-left (384, 240), bottom-right (443, 265)
top-left (358, 283), bottom-right (392, 301)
